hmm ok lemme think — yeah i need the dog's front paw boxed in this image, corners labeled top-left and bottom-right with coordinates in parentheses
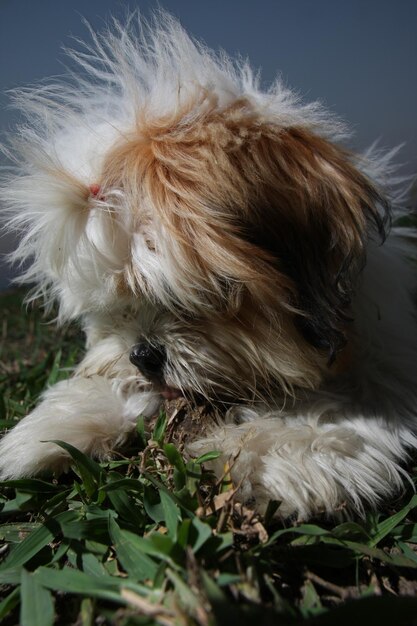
top-left (0, 423), bottom-right (72, 479)
top-left (0, 376), bottom-right (156, 480)
top-left (189, 413), bottom-right (407, 520)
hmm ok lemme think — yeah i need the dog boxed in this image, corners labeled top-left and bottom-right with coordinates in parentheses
top-left (1, 12), bottom-right (416, 519)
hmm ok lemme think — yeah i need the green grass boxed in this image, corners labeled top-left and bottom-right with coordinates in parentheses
top-left (1, 290), bottom-right (417, 626)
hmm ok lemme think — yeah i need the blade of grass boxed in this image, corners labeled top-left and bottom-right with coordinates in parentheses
top-left (20, 569), bottom-right (54, 626)
top-left (368, 494), bottom-right (417, 547)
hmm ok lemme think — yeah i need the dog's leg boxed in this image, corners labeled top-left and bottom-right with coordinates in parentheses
top-left (0, 336), bottom-right (161, 479)
top-left (189, 406), bottom-right (416, 519)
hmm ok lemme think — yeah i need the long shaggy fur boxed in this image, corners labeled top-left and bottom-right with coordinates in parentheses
top-left (1, 12), bottom-right (416, 519)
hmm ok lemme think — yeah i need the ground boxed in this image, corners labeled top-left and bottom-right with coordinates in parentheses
top-left (1, 288), bottom-right (417, 626)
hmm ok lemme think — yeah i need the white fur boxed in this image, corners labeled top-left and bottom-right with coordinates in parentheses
top-left (0, 376), bottom-right (157, 477)
top-left (188, 236), bottom-right (417, 518)
top-left (0, 13), bottom-right (416, 520)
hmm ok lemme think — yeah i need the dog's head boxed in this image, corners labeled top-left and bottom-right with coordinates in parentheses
top-left (106, 104), bottom-right (388, 403)
top-left (3, 13), bottom-right (391, 403)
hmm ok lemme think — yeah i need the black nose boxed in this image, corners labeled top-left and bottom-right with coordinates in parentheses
top-left (129, 342), bottom-right (166, 380)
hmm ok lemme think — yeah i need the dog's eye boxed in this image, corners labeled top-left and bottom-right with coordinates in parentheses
top-left (144, 237), bottom-right (155, 252)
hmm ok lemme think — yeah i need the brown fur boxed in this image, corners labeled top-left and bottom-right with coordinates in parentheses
top-left (99, 96), bottom-right (389, 388)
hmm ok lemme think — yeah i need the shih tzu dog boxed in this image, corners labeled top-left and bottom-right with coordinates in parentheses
top-left (1, 13), bottom-right (416, 519)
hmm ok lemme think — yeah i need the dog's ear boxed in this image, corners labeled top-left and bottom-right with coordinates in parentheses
top-left (245, 126), bottom-right (390, 359)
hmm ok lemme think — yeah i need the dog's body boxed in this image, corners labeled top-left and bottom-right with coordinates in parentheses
top-left (1, 14), bottom-right (416, 519)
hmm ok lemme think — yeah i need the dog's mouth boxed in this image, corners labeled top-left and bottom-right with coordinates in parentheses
top-left (139, 373), bottom-right (184, 401)
top-left (160, 384), bottom-right (183, 400)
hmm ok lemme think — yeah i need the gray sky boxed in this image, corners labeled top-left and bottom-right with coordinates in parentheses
top-left (1, 0), bottom-right (416, 288)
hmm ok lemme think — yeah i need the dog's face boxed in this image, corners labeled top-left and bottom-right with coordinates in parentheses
top-left (3, 18), bottom-right (390, 405)
top-left (93, 97), bottom-right (388, 403)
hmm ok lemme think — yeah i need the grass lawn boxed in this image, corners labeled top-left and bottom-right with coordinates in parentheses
top-left (1, 288), bottom-right (417, 625)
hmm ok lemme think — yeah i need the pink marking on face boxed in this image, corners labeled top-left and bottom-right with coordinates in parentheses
top-left (89, 183), bottom-right (101, 197)
top-left (161, 386), bottom-right (183, 400)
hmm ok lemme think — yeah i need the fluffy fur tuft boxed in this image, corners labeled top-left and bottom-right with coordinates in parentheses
top-left (1, 12), bottom-right (416, 520)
